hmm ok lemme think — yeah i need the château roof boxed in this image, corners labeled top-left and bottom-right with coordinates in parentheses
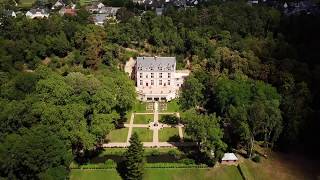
top-left (136, 57), bottom-right (176, 72)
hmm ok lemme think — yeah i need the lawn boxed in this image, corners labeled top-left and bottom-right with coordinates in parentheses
top-left (133, 101), bottom-right (148, 113)
top-left (239, 152), bottom-right (318, 180)
top-left (70, 169), bottom-right (121, 180)
top-left (134, 114), bottom-right (153, 124)
top-left (132, 128), bottom-right (153, 142)
top-left (159, 127), bottom-right (180, 142)
top-left (18, 0), bottom-right (36, 8)
top-left (70, 166), bottom-right (242, 180)
top-left (162, 100), bottom-right (180, 112)
top-left (106, 128), bottom-right (128, 142)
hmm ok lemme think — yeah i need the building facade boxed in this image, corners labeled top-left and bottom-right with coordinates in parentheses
top-left (135, 57), bottom-right (189, 102)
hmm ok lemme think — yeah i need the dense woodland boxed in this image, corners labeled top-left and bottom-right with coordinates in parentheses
top-left (0, 0), bottom-right (320, 179)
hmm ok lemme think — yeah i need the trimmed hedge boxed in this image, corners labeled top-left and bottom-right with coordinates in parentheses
top-left (145, 163), bottom-right (208, 169)
top-left (70, 162), bottom-right (208, 169)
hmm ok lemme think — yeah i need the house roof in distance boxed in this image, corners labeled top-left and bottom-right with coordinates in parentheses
top-left (136, 57), bottom-right (176, 72)
top-left (221, 153), bottom-right (238, 161)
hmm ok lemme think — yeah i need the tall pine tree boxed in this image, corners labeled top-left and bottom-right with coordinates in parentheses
top-left (123, 132), bottom-right (144, 180)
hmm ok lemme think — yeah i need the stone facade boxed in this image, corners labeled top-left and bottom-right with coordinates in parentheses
top-left (135, 57), bottom-right (189, 102)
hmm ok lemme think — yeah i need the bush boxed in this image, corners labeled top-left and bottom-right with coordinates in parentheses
top-left (178, 158), bottom-right (195, 165)
top-left (252, 155), bottom-right (261, 163)
top-left (159, 115), bottom-right (179, 125)
top-left (150, 150), bottom-right (161, 156)
top-left (168, 149), bottom-right (182, 159)
top-left (105, 159), bottom-right (116, 166)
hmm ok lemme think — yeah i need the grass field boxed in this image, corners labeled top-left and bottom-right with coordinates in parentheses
top-left (159, 127), bottom-right (180, 142)
top-left (70, 166), bottom-right (242, 180)
top-left (18, 0), bottom-right (36, 8)
top-left (106, 128), bottom-right (128, 142)
top-left (134, 114), bottom-right (153, 124)
top-left (238, 152), bottom-right (319, 180)
top-left (132, 128), bottom-right (153, 142)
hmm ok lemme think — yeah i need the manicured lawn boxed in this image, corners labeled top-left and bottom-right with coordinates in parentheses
top-left (132, 128), bottom-right (153, 142)
top-left (70, 169), bottom-right (121, 180)
top-left (134, 114), bottom-right (153, 124)
top-left (106, 128), bottom-right (128, 142)
top-left (70, 166), bottom-right (242, 180)
top-left (162, 100), bottom-right (180, 112)
top-left (159, 127), bottom-right (180, 142)
top-left (133, 102), bottom-right (147, 112)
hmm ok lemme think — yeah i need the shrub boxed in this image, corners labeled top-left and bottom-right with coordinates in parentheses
top-left (159, 115), bottom-right (179, 125)
top-left (168, 149), bottom-right (182, 159)
top-left (105, 159), bottom-right (116, 166)
top-left (150, 150), bottom-right (161, 156)
top-left (252, 155), bottom-right (261, 163)
top-left (178, 158), bottom-right (195, 165)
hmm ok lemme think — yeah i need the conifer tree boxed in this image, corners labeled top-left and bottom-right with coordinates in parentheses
top-left (123, 132), bottom-right (144, 180)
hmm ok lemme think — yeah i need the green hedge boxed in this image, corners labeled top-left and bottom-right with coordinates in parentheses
top-left (70, 162), bottom-right (208, 169)
top-left (145, 163), bottom-right (208, 168)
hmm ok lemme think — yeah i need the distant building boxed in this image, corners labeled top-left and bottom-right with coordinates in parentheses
top-left (86, 2), bottom-right (105, 13)
top-left (135, 56), bottom-right (189, 102)
top-left (26, 8), bottom-right (49, 19)
top-left (90, 6), bottom-right (120, 25)
top-left (3, 10), bottom-right (17, 17)
top-left (98, 7), bottom-right (120, 16)
top-left (92, 14), bottom-right (108, 26)
top-left (52, 0), bottom-right (65, 9)
top-left (221, 153), bottom-right (238, 165)
top-left (59, 7), bottom-right (77, 16)
top-left (155, 8), bottom-right (163, 16)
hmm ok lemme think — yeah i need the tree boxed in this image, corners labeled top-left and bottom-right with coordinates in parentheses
top-left (214, 74), bottom-right (282, 157)
top-left (116, 7), bottom-right (134, 22)
top-left (180, 76), bottom-right (204, 110)
top-left (122, 132), bottom-right (144, 180)
top-left (0, 125), bottom-right (72, 179)
top-left (181, 109), bottom-right (226, 163)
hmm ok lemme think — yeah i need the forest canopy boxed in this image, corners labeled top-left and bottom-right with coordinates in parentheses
top-left (0, 0), bottom-right (320, 179)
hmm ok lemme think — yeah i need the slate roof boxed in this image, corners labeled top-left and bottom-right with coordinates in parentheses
top-left (27, 8), bottom-right (49, 15)
top-left (136, 57), bottom-right (176, 72)
top-left (98, 7), bottom-right (120, 16)
top-left (93, 14), bottom-right (108, 23)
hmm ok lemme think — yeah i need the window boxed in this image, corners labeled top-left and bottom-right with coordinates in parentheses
top-left (151, 73), bottom-right (154, 78)
top-left (168, 80), bottom-right (170, 85)
top-left (139, 73), bottom-right (142, 78)
top-left (140, 80), bottom-right (143, 85)
top-left (159, 80), bottom-right (162, 85)
top-left (159, 73), bottom-right (162, 78)
top-left (151, 80), bottom-right (154, 85)
top-left (177, 84), bottom-right (179, 87)
top-left (146, 74), bottom-right (148, 78)
top-left (168, 73), bottom-right (171, 78)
